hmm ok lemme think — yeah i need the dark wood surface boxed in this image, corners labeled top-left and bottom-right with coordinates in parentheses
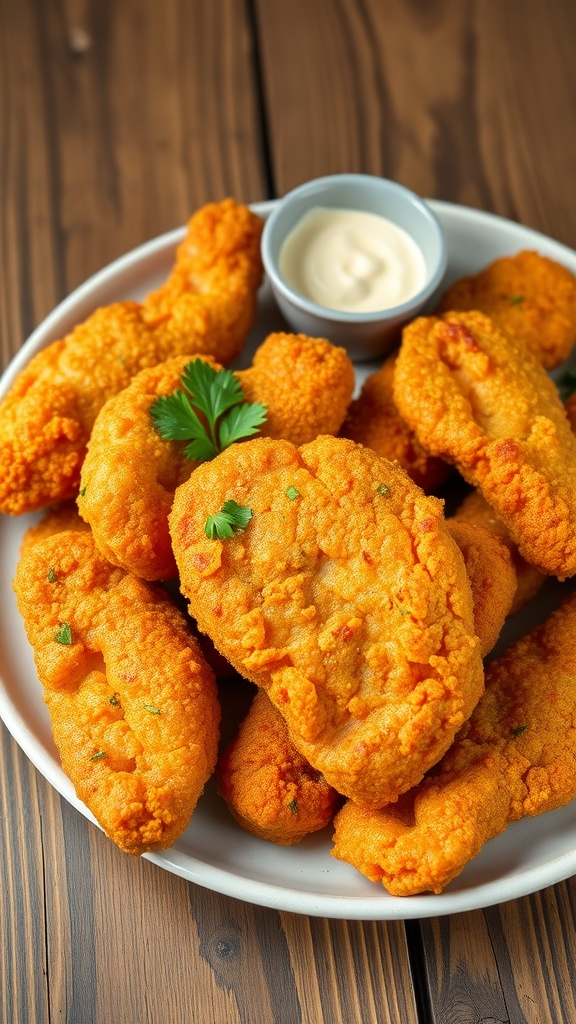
top-left (2, 1), bottom-right (576, 1021)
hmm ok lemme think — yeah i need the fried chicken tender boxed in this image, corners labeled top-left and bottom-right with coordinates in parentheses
top-left (19, 501), bottom-right (90, 559)
top-left (78, 334), bottom-right (354, 581)
top-left (436, 250), bottom-right (576, 369)
top-left (340, 353), bottom-right (452, 492)
top-left (332, 591), bottom-right (576, 895)
top-left (0, 200), bottom-right (263, 516)
top-left (170, 435), bottom-right (484, 808)
top-left (445, 520), bottom-right (516, 656)
top-left (394, 311), bottom-right (576, 578)
top-left (13, 530), bottom-right (220, 855)
top-left (217, 689), bottom-right (340, 845)
top-left (453, 489), bottom-right (545, 614)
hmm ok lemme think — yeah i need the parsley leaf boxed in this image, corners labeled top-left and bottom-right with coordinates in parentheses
top-left (55, 622), bottom-right (73, 645)
top-left (150, 359), bottom-right (267, 462)
top-left (509, 294), bottom-right (525, 305)
top-left (205, 500), bottom-right (253, 540)
top-left (286, 486), bottom-right (300, 500)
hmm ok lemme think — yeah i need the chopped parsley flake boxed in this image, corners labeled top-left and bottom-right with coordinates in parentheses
top-left (288, 799), bottom-right (299, 814)
top-left (285, 486), bottom-right (300, 501)
top-left (47, 568), bottom-right (58, 584)
top-left (377, 484), bottom-right (390, 495)
top-left (205, 500), bottom-right (253, 540)
top-left (509, 295), bottom-right (525, 305)
top-left (79, 486), bottom-right (87, 498)
top-left (90, 751), bottom-right (106, 761)
top-left (109, 693), bottom-right (121, 707)
top-left (55, 622), bottom-right (73, 645)
top-left (143, 704), bottom-right (161, 715)
top-left (511, 725), bottom-right (528, 737)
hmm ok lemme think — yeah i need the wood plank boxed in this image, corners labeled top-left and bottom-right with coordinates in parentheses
top-left (0, 0), bottom-right (267, 363)
top-left (255, 0), bottom-right (576, 246)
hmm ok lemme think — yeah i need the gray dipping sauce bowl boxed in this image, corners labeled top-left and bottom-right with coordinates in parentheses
top-left (261, 174), bottom-right (447, 362)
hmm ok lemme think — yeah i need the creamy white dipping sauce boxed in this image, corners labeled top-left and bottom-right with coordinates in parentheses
top-left (279, 206), bottom-right (427, 314)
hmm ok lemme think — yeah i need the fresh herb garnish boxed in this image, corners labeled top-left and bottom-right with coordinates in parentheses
top-left (150, 359), bottom-right (267, 462)
top-left (377, 484), bottom-right (390, 495)
top-left (55, 622), bottom-right (73, 645)
top-left (509, 295), bottom-right (525, 305)
top-left (90, 751), bottom-right (106, 761)
top-left (205, 500), bottom-right (253, 540)
top-left (556, 369), bottom-right (576, 401)
top-left (285, 486), bottom-right (300, 501)
top-left (47, 568), bottom-right (58, 584)
top-left (143, 704), bottom-right (161, 715)
top-left (109, 693), bottom-right (121, 707)
top-left (511, 725), bottom-right (528, 737)
top-left (288, 799), bottom-right (299, 814)
top-left (79, 485), bottom-right (86, 498)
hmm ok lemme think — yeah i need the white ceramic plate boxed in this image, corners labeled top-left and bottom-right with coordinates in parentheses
top-left (2, 200), bottom-right (576, 921)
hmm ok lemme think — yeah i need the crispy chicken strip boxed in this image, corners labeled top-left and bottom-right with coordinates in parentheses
top-left (436, 250), bottom-right (576, 369)
top-left (0, 200), bottom-right (263, 515)
top-left (170, 435), bottom-right (484, 808)
top-left (217, 689), bottom-right (341, 845)
top-left (445, 520), bottom-right (516, 656)
top-left (340, 353), bottom-right (452, 492)
top-left (453, 489), bottom-right (545, 614)
top-left (78, 334), bottom-right (354, 580)
top-left (394, 311), bottom-right (576, 578)
top-left (13, 531), bottom-right (220, 855)
top-left (332, 591), bottom-right (576, 895)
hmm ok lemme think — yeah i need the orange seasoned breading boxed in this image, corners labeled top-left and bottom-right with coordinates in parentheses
top-left (13, 531), bottom-right (220, 856)
top-left (143, 198), bottom-right (263, 365)
top-left (394, 311), bottom-right (576, 578)
top-left (19, 501), bottom-right (90, 559)
top-left (0, 200), bottom-right (263, 516)
top-left (78, 334), bottom-right (354, 581)
top-left (445, 520), bottom-right (516, 657)
top-left (170, 435), bottom-right (484, 809)
top-left (453, 489), bottom-right (545, 614)
top-left (340, 353), bottom-right (452, 492)
top-left (436, 250), bottom-right (576, 369)
top-left (332, 591), bottom-right (576, 895)
top-left (217, 689), bottom-right (340, 845)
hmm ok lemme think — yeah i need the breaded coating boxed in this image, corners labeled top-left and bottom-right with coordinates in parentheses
top-left (78, 335), bottom-right (354, 581)
top-left (340, 353), bottom-right (452, 492)
top-left (454, 489), bottom-right (545, 614)
top-left (143, 198), bottom-right (263, 365)
top-left (217, 689), bottom-right (340, 845)
top-left (13, 531), bottom-right (220, 855)
top-left (332, 591), bottom-right (576, 895)
top-left (240, 333), bottom-right (355, 448)
top-left (436, 250), bottom-right (576, 369)
top-left (0, 200), bottom-right (263, 516)
top-left (445, 520), bottom-right (516, 656)
top-left (394, 311), bottom-right (576, 578)
top-left (20, 501), bottom-right (90, 559)
top-left (170, 435), bottom-right (484, 808)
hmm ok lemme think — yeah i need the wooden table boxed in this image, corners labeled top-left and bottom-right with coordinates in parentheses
top-left (2, 1), bottom-right (576, 1020)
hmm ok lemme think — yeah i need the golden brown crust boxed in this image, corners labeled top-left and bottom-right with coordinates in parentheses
top-left (78, 334), bottom-right (354, 581)
top-left (20, 501), bottom-right (90, 559)
top-left (340, 353), bottom-right (452, 492)
top-left (170, 435), bottom-right (484, 808)
top-left (13, 531), bottom-right (220, 855)
top-left (394, 311), bottom-right (576, 578)
top-left (436, 250), bottom-right (576, 369)
top-left (0, 200), bottom-right (263, 515)
top-left (332, 591), bottom-right (576, 895)
top-left (217, 689), bottom-right (340, 844)
top-left (453, 489), bottom-right (545, 613)
top-left (445, 519), bottom-right (516, 656)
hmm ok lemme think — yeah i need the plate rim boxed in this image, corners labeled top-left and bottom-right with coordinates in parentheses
top-left (1, 198), bottom-right (576, 921)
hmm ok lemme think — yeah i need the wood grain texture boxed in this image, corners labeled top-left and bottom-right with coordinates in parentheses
top-left (255, 0), bottom-right (576, 246)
